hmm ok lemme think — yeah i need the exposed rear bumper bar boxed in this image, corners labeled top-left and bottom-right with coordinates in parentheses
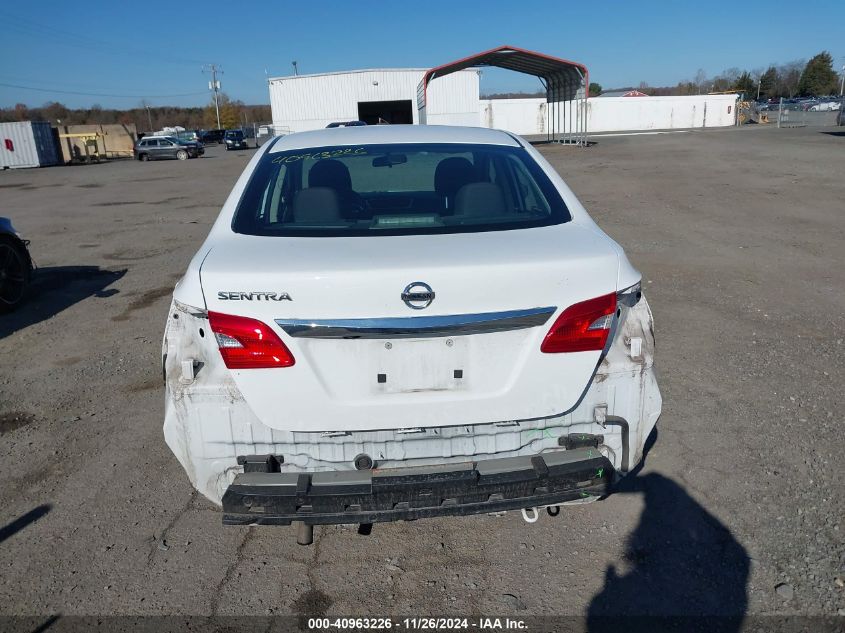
top-left (222, 448), bottom-right (613, 526)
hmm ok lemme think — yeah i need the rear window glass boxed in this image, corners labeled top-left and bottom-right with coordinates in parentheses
top-left (232, 142), bottom-right (570, 237)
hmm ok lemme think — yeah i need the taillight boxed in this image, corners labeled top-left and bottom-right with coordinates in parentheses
top-left (208, 311), bottom-right (295, 369)
top-left (541, 293), bottom-right (617, 353)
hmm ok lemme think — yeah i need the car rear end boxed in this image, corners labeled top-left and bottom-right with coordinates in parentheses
top-left (162, 126), bottom-right (661, 533)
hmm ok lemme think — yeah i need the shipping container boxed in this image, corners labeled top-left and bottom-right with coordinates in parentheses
top-left (0, 121), bottom-right (61, 169)
top-left (268, 68), bottom-right (480, 133)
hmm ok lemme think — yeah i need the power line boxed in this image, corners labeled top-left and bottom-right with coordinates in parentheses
top-left (0, 73), bottom-right (132, 91)
top-left (0, 9), bottom-right (210, 67)
top-left (0, 82), bottom-right (209, 99)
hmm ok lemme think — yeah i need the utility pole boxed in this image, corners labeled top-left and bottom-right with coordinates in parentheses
top-left (292, 61), bottom-right (298, 76)
top-left (840, 63), bottom-right (844, 96)
top-left (146, 104), bottom-right (153, 132)
top-left (202, 64), bottom-right (223, 129)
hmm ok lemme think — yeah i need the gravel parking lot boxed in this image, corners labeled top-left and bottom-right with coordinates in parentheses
top-left (1, 127), bottom-right (843, 627)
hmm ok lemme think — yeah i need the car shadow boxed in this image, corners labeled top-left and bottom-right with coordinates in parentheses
top-left (0, 266), bottom-right (126, 339)
top-left (0, 504), bottom-right (51, 544)
top-left (29, 614), bottom-right (60, 633)
top-left (587, 433), bottom-right (749, 632)
top-left (819, 130), bottom-right (845, 137)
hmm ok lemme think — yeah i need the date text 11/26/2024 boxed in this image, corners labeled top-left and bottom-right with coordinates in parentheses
top-left (308, 617), bottom-right (528, 631)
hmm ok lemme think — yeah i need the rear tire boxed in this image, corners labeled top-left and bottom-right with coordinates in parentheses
top-left (139, 153), bottom-right (150, 162)
top-left (176, 149), bottom-right (188, 161)
top-left (0, 236), bottom-right (32, 313)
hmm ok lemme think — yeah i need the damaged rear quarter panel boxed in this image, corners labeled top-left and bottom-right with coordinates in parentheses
top-left (162, 299), bottom-right (249, 501)
top-left (162, 293), bottom-right (662, 506)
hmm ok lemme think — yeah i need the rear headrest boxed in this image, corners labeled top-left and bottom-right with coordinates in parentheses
top-left (308, 159), bottom-right (353, 190)
top-left (453, 182), bottom-right (507, 217)
top-left (434, 157), bottom-right (476, 200)
top-left (292, 187), bottom-right (341, 223)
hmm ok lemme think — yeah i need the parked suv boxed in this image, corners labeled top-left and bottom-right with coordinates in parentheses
top-left (200, 129), bottom-right (226, 144)
top-left (224, 129), bottom-right (249, 150)
top-left (162, 125), bottom-right (662, 540)
top-left (134, 136), bottom-right (203, 161)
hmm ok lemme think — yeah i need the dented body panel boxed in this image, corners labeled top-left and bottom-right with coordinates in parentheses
top-left (163, 294), bottom-right (660, 505)
top-left (162, 125), bottom-right (662, 514)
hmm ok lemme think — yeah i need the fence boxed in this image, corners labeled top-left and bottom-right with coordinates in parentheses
top-left (765, 97), bottom-right (844, 128)
top-left (248, 122), bottom-right (291, 146)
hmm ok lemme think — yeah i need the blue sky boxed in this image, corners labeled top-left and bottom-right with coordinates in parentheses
top-left (1, 0), bottom-right (843, 109)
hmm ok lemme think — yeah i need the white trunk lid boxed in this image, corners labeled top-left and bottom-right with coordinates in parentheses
top-left (200, 224), bottom-right (619, 431)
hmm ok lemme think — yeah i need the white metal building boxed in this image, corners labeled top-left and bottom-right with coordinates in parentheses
top-left (268, 65), bottom-right (739, 137)
top-left (480, 94), bottom-right (739, 135)
top-left (269, 68), bottom-right (480, 133)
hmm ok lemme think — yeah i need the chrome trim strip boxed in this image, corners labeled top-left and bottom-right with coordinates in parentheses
top-left (276, 307), bottom-right (557, 339)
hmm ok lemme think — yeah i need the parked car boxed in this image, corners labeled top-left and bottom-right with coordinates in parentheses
top-left (134, 136), bottom-right (204, 161)
top-left (224, 129), bottom-right (249, 150)
top-left (176, 130), bottom-right (200, 142)
top-left (199, 129), bottom-right (226, 144)
top-left (810, 100), bottom-right (842, 112)
top-left (0, 217), bottom-right (33, 313)
top-left (162, 125), bottom-right (662, 540)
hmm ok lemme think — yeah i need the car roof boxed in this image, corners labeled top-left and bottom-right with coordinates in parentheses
top-left (268, 125), bottom-right (522, 153)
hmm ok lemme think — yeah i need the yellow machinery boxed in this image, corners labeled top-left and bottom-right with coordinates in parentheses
top-left (737, 100), bottom-right (769, 124)
top-left (706, 91), bottom-right (769, 124)
top-left (58, 132), bottom-right (106, 163)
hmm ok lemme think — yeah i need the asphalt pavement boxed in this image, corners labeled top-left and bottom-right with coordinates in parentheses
top-left (0, 127), bottom-right (843, 627)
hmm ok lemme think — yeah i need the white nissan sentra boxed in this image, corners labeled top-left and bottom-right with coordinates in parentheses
top-left (162, 124), bottom-right (661, 538)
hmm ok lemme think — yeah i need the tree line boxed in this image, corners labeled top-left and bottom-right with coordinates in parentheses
top-left (485, 52), bottom-right (841, 101)
top-left (0, 93), bottom-right (271, 131)
top-left (625, 52), bottom-right (841, 100)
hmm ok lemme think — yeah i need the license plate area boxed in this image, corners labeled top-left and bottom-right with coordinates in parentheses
top-left (369, 337), bottom-right (468, 394)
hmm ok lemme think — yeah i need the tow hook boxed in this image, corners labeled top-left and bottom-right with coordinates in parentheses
top-left (521, 507), bottom-right (539, 523)
top-left (520, 505), bottom-right (561, 523)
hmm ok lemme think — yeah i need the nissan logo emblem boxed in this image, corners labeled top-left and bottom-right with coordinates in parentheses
top-left (401, 281), bottom-right (435, 310)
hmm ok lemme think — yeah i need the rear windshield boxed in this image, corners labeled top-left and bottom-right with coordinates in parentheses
top-left (232, 142), bottom-right (570, 237)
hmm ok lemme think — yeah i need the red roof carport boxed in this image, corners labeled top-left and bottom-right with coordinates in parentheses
top-left (417, 45), bottom-right (589, 144)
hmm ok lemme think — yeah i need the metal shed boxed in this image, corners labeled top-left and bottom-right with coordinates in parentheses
top-left (268, 69), bottom-right (480, 133)
top-left (418, 45), bottom-right (589, 144)
top-left (0, 121), bottom-right (61, 169)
